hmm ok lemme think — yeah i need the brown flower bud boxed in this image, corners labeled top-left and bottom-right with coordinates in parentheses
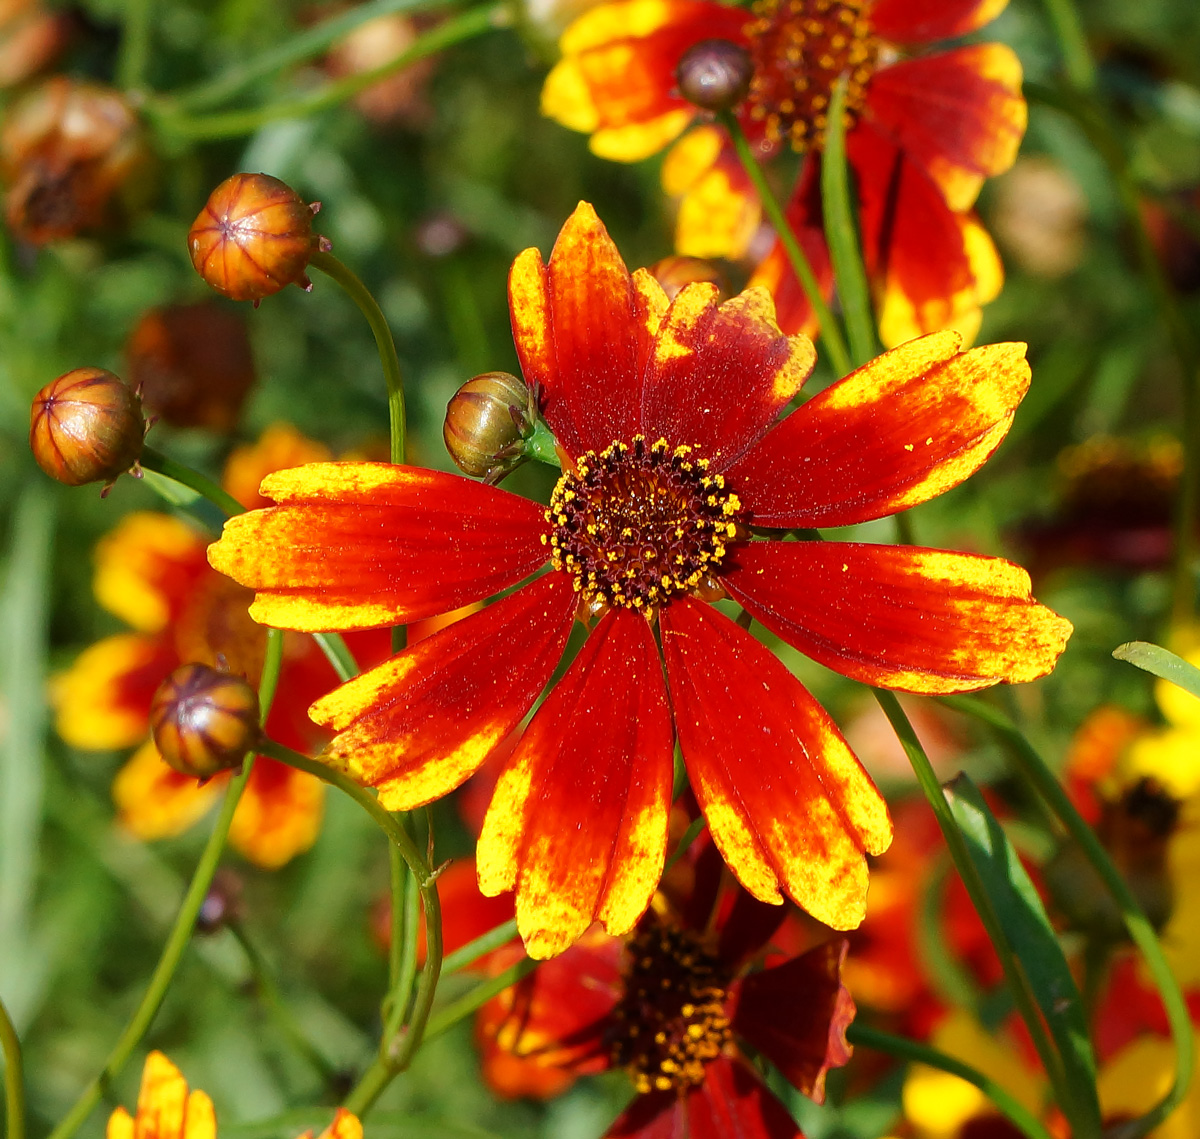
top-left (1, 77), bottom-right (148, 244)
top-left (0, 0), bottom-right (72, 89)
top-left (188, 173), bottom-right (321, 302)
top-left (196, 868), bottom-right (244, 935)
top-left (149, 663), bottom-right (260, 781)
top-left (30, 367), bottom-right (145, 487)
top-left (444, 371), bottom-right (532, 480)
top-left (675, 39), bottom-right (753, 113)
top-left (648, 255), bottom-right (729, 302)
top-left (126, 302), bottom-right (256, 431)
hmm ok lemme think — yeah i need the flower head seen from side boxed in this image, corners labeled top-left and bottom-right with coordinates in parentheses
top-left (52, 424), bottom-right (388, 869)
top-left (542, 0), bottom-right (1025, 345)
top-left (209, 202), bottom-right (1072, 958)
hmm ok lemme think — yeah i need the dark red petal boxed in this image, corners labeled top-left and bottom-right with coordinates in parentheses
top-left (640, 284), bottom-right (815, 469)
top-left (866, 47), bottom-right (1025, 212)
top-left (716, 888), bottom-right (788, 971)
top-left (509, 203), bottom-right (665, 458)
top-left (731, 940), bottom-right (855, 1103)
top-left (724, 542), bottom-right (1073, 694)
top-left (478, 608), bottom-right (674, 959)
top-left (870, 0), bottom-right (1008, 43)
top-left (208, 462), bottom-right (548, 631)
top-left (662, 598), bottom-right (891, 931)
top-left (727, 334), bottom-right (1029, 528)
top-left (310, 575), bottom-right (578, 810)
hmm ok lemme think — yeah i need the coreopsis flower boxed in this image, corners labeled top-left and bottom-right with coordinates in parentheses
top-left (209, 202), bottom-right (1071, 957)
top-left (108, 1051), bottom-right (361, 1139)
top-left (1, 76), bottom-right (147, 244)
top-left (323, 13), bottom-right (437, 128)
top-left (542, 0), bottom-right (1025, 344)
top-left (52, 425), bottom-right (387, 868)
top-left (476, 843), bottom-right (855, 1135)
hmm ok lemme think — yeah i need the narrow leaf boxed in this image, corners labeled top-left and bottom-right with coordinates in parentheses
top-left (1113, 641), bottom-right (1200, 700)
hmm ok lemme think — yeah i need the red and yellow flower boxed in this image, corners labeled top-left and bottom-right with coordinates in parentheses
top-left (53, 424), bottom-right (387, 869)
top-left (542, 0), bottom-right (1025, 345)
top-left (209, 202), bottom-right (1071, 957)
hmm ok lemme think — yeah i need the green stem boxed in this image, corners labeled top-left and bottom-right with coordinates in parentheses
top-left (117, 0), bottom-right (154, 91)
top-left (1, 995), bottom-right (24, 1139)
top-left (522, 418), bottom-right (562, 469)
top-left (873, 690), bottom-right (1071, 1112)
top-left (720, 111), bottom-right (852, 377)
top-left (442, 919), bottom-right (518, 974)
top-left (848, 1024), bottom-right (1053, 1139)
top-left (422, 957), bottom-right (538, 1043)
top-left (155, 6), bottom-right (503, 139)
top-left (941, 694), bottom-right (1195, 1139)
top-left (167, 0), bottom-right (454, 113)
top-left (312, 633), bottom-right (358, 682)
top-left (253, 740), bottom-right (442, 1116)
top-left (1039, 0), bottom-right (1096, 91)
top-left (139, 445), bottom-right (243, 517)
top-left (387, 844), bottom-right (407, 993)
top-left (820, 75), bottom-right (877, 369)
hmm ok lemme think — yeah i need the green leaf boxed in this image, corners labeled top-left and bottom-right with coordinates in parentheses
top-left (1113, 641), bottom-right (1200, 700)
top-left (944, 773), bottom-right (1101, 1134)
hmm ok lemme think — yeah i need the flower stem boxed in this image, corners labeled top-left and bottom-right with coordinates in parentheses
top-left (941, 694), bottom-right (1195, 1138)
top-left (720, 111), bottom-right (852, 377)
top-left (117, 0), bottom-right (154, 91)
top-left (139, 445), bottom-right (243, 518)
top-left (153, 5), bottom-right (504, 140)
top-left (1040, 0), bottom-right (1096, 92)
top-left (442, 918), bottom-right (518, 974)
top-left (873, 690), bottom-right (1073, 1115)
top-left (422, 957), bottom-right (539, 1044)
top-left (847, 1024), bottom-right (1053, 1139)
top-left (253, 739), bottom-right (442, 1117)
top-left (1, 994), bottom-right (24, 1139)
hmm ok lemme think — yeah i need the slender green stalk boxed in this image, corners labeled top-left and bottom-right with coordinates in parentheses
top-left (156, 6), bottom-right (503, 140)
top-left (873, 690), bottom-right (1072, 1116)
top-left (523, 418), bottom-right (562, 469)
top-left (387, 844), bottom-right (407, 993)
top-left (168, 0), bottom-right (451, 112)
top-left (253, 739), bottom-right (442, 1116)
top-left (1, 994), bottom-right (24, 1139)
top-left (942, 694), bottom-right (1195, 1138)
top-left (442, 919), bottom-right (518, 974)
top-left (720, 111), bottom-right (852, 377)
top-left (313, 633), bottom-right (358, 682)
top-left (1040, 0), bottom-right (1096, 91)
top-left (848, 1024), bottom-right (1053, 1139)
top-left (117, 0), bottom-right (154, 91)
top-left (820, 75), bottom-right (877, 369)
top-left (139, 445), bottom-right (243, 517)
top-left (423, 957), bottom-right (539, 1043)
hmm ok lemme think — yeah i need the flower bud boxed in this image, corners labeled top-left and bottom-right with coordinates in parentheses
top-left (675, 39), bottom-right (753, 113)
top-left (196, 868), bottom-right (244, 934)
top-left (444, 371), bottom-right (532, 480)
top-left (126, 302), bottom-right (256, 431)
top-left (30, 367), bottom-right (145, 487)
top-left (188, 173), bottom-right (321, 303)
top-left (648, 255), bottom-right (729, 302)
top-left (149, 663), bottom-right (260, 781)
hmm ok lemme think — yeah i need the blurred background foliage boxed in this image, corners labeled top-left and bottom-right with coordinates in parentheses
top-left (3, 0), bottom-right (1200, 1136)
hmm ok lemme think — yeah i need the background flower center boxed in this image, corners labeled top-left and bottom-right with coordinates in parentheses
top-left (547, 435), bottom-right (742, 614)
top-left (743, 0), bottom-right (878, 153)
top-left (608, 924), bottom-right (733, 1093)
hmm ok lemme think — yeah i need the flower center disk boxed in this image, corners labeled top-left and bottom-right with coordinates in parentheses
top-left (547, 436), bottom-right (742, 613)
top-left (608, 925), bottom-right (733, 1093)
top-left (744, 0), bottom-right (878, 153)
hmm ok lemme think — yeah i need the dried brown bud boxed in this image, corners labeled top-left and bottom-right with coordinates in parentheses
top-left (675, 39), bottom-right (753, 113)
top-left (126, 302), bottom-right (256, 431)
top-left (196, 868), bottom-right (244, 935)
top-left (444, 371), bottom-right (531, 480)
top-left (188, 173), bottom-right (320, 302)
top-left (149, 663), bottom-right (261, 781)
top-left (1, 77), bottom-right (148, 244)
top-left (30, 367), bottom-right (145, 487)
top-left (0, 0), bottom-right (72, 89)
top-left (648, 255), bottom-right (729, 302)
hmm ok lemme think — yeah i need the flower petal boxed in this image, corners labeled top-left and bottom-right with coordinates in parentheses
top-left (866, 46), bottom-right (1026, 213)
top-left (732, 940), bottom-right (855, 1103)
top-left (727, 333), bottom-right (1029, 528)
top-left (227, 757), bottom-right (324, 869)
top-left (113, 740), bottom-right (225, 840)
top-left (207, 462), bottom-right (547, 631)
top-left (221, 422), bottom-right (332, 511)
top-left (606, 1057), bottom-right (802, 1139)
top-left (661, 598), bottom-right (891, 930)
top-left (477, 608), bottom-right (674, 958)
top-left (642, 285), bottom-right (815, 469)
top-left (108, 1052), bottom-right (216, 1139)
top-left (509, 203), bottom-right (667, 458)
top-left (870, 0), bottom-right (1008, 42)
top-left (315, 1109), bottom-right (362, 1139)
top-left (665, 128), bottom-right (761, 260)
top-left (310, 575), bottom-right (578, 811)
top-left (724, 542), bottom-right (1073, 693)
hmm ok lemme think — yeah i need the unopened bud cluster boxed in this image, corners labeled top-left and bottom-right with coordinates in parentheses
top-left (149, 663), bottom-right (261, 781)
top-left (675, 39), bottom-right (753, 113)
top-left (443, 371), bottom-right (537, 482)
